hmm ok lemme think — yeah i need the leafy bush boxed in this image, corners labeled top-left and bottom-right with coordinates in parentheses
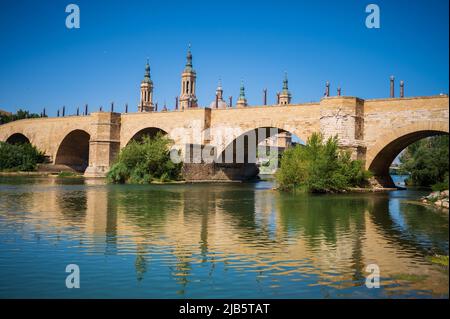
top-left (0, 141), bottom-right (45, 171)
top-left (276, 132), bottom-right (371, 193)
top-left (399, 135), bottom-right (448, 188)
top-left (432, 172), bottom-right (449, 192)
top-left (107, 132), bottom-right (182, 184)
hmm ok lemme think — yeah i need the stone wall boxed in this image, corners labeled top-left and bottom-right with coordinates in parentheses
top-left (0, 95), bottom-right (448, 184)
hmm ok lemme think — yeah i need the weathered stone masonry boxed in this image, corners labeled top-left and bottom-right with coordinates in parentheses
top-left (0, 95), bottom-right (448, 186)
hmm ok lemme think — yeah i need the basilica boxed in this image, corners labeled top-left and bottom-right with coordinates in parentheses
top-left (137, 45), bottom-right (292, 112)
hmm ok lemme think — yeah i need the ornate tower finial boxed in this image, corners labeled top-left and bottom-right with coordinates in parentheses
top-left (185, 43), bottom-right (193, 69)
top-left (279, 72), bottom-right (292, 105)
top-left (282, 71), bottom-right (289, 92)
top-left (143, 58), bottom-right (151, 83)
top-left (216, 78), bottom-right (223, 100)
top-left (236, 80), bottom-right (248, 108)
top-left (180, 44), bottom-right (198, 109)
top-left (239, 80), bottom-right (245, 98)
top-left (139, 59), bottom-right (154, 112)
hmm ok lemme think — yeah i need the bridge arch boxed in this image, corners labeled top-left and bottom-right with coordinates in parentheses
top-left (5, 133), bottom-right (30, 145)
top-left (126, 127), bottom-right (168, 145)
top-left (366, 122), bottom-right (449, 186)
top-left (214, 124), bottom-right (307, 162)
top-left (209, 126), bottom-right (305, 179)
top-left (54, 129), bottom-right (90, 172)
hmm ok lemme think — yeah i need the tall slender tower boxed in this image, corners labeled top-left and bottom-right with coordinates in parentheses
top-left (179, 44), bottom-right (198, 109)
top-left (138, 59), bottom-right (154, 112)
top-left (278, 72), bottom-right (292, 105)
top-left (236, 81), bottom-right (248, 108)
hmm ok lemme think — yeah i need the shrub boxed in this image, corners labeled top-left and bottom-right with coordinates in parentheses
top-left (431, 172), bottom-right (449, 192)
top-left (399, 135), bottom-right (449, 187)
top-left (107, 132), bottom-right (182, 184)
top-left (276, 132), bottom-right (371, 193)
top-left (0, 141), bottom-right (45, 171)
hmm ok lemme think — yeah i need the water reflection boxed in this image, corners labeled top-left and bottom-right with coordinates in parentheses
top-left (0, 176), bottom-right (448, 298)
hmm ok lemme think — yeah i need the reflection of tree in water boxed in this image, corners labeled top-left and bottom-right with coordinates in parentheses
top-left (135, 244), bottom-right (148, 282)
top-left (112, 186), bottom-right (182, 233)
top-left (169, 251), bottom-right (192, 296)
top-left (216, 185), bottom-right (277, 243)
top-left (277, 193), bottom-right (369, 283)
top-left (368, 195), bottom-right (449, 255)
top-left (277, 193), bottom-right (367, 246)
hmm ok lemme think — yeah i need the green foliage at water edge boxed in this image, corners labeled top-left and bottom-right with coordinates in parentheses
top-left (0, 141), bottom-right (45, 171)
top-left (276, 132), bottom-right (371, 193)
top-left (107, 132), bottom-right (182, 184)
top-left (399, 135), bottom-right (449, 189)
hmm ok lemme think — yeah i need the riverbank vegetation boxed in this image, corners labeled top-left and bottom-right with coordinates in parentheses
top-left (0, 142), bottom-right (45, 171)
top-left (107, 133), bottom-right (182, 184)
top-left (0, 109), bottom-right (44, 125)
top-left (399, 135), bottom-right (449, 190)
top-left (276, 132), bottom-right (371, 193)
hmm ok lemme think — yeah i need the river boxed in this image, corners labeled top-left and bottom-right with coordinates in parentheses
top-left (0, 175), bottom-right (448, 298)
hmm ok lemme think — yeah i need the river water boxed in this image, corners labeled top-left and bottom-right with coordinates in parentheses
top-left (0, 175), bottom-right (448, 298)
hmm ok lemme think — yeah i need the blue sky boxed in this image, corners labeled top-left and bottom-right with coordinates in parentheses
top-left (0, 0), bottom-right (448, 115)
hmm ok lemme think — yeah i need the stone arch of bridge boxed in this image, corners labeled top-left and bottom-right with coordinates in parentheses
top-left (54, 129), bottom-right (91, 172)
top-left (366, 121), bottom-right (449, 186)
top-left (5, 132), bottom-right (31, 145)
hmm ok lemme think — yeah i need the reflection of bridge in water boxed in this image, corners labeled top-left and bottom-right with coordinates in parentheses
top-left (0, 95), bottom-right (448, 186)
top-left (10, 178), bottom-right (448, 296)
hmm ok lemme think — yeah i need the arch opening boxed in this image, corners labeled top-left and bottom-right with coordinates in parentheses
top-left (55, 130), bottom-right (90, 172)
top-left (368, 130), bottom-right (449, 187)
top-left (127, 127), bottom-right (168, 145)
top-left (215, 127), bottom-right (305, 179)
top-left (5, 133), bottom-right (30, 145)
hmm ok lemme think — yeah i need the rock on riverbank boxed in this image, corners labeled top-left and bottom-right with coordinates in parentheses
top-left (421, 190), bottom-right (449, 210)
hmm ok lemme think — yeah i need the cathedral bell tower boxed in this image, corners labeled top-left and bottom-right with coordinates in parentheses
top-left (138, 59), bottom-right (154, 112)
top-left (236, 81), bottom-right (248, 108)
top-left (278, 72), bottom-right (292, 105)
top-left (179, 44), bottom-right (198, 110)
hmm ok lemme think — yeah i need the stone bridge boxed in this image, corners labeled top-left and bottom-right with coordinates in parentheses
top-left (0, 95), bottom-right (448, 186)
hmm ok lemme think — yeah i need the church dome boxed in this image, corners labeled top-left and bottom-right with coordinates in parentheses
top-left (209, 99), bottom-right (228, 109)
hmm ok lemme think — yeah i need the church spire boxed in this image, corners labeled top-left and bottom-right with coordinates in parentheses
top-left (179, 44), bottom-right (198, 109)
top-left (216, 78), bottom-right (223, 99)
top-left (138, 59), bottom-right (154, 112)
top-left (143, 58), bottom-right (152, 83)
top-left (184, 43), bottom-right (193, 72)
top-left (282, 72), bottom-right (289, 92)
top-left (236, 80), bottom-right (248, 107)
top-left (279, 72), bottom-right (292, 105)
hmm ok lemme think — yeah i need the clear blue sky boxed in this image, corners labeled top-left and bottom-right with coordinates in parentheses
top-left (0, 0), bottom-right (448, 115)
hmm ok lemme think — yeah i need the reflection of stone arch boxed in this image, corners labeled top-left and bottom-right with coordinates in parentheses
top-left (125, 127), bottom-right (168, 145)
top-left (55, 129), bottom-right (90, 172)
top-left (366, 122), bottom-right (449, 186)
top-left (5, 133), bottom-right (30, 144)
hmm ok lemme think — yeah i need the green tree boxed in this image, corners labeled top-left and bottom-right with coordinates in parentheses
top-left (399, 135), bottom-right (449, 189)
top-left (0, 142), bottom-right (45, 171)
top-left (0, 108), bottom-right (44, 125)
top-left (276, 132), bottom-right (371, 193)
top-left (107, 132), bottom-right (182, 184)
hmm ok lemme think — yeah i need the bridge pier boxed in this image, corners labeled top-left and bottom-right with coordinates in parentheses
top-left (84, 112), bottom-right (121, 177)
